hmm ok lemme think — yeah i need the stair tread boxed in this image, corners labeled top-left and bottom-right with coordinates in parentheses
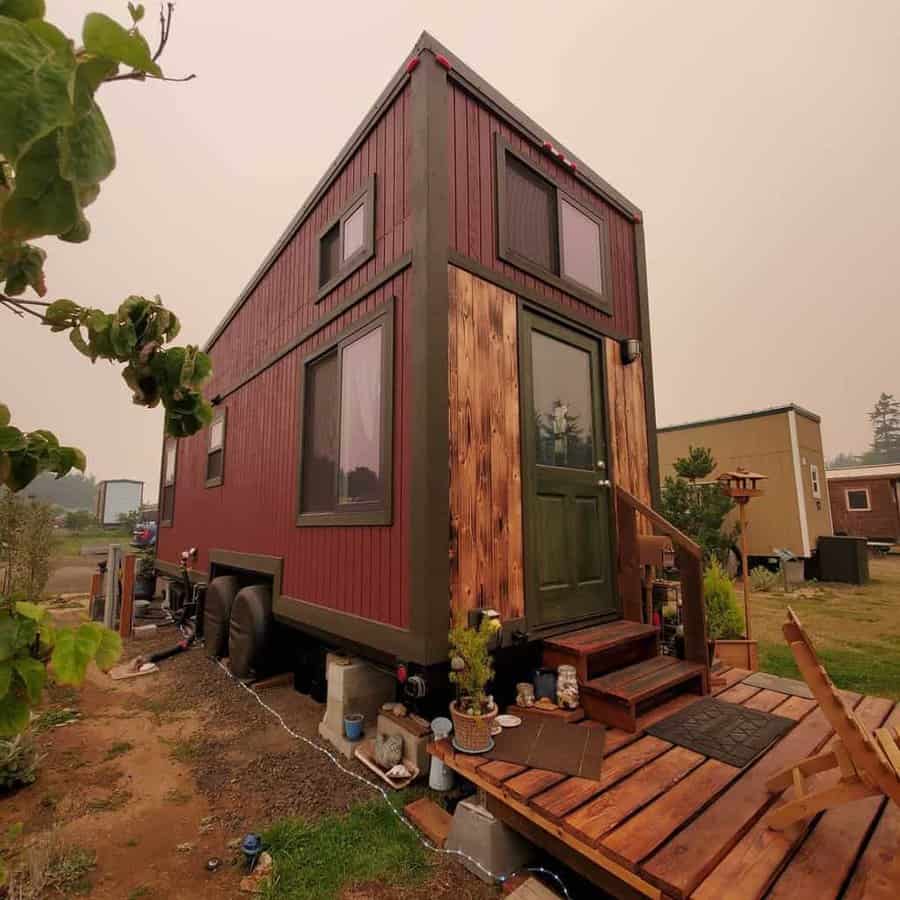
top-left (583, 658), bottom-right (706, 705)
top-left (544, 620), bottom-right (658, 655)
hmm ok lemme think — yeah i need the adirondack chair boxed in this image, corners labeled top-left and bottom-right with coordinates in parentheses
top-left (763, 607), bottom-right (900, 830)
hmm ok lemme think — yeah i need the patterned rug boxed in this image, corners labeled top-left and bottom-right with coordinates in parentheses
top-left (646, 697), bottom-right (796, 768)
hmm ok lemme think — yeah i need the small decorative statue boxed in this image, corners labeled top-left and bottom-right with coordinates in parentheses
top-left (516, 682), bottom-right (535, 707)
top-left (556, 664), bottom-right (579, 710)
top-left (374, 733), bottom-right (403, 769)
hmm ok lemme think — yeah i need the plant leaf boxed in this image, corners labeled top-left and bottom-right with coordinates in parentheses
top-left (0, 0), bottom-right (47, 22)
top-left (0, 403), bottom-right (10, 427)
top-left (82, 12), bottom-right (161, 76)
top-left (0, 691), bottom-right (29, 737)
top-left (93, 626), bottom-right (122, 671)
top-left (0, 661), bottom-right (11, 699)
top-left (0, 425), bottom-right (25, 452)
top-left (14, 601), bottom-right (45, 622)
top-left (50, 622), bottom-right (102, 685)
top-left (12, 656), bottom-right (45, 703)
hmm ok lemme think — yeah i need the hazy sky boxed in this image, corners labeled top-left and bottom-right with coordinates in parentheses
top-left (3, 1), bottom-right (898, 498)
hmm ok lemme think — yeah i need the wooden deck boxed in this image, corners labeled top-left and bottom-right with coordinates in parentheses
top-left (430, 667), bottom-right (900, 899)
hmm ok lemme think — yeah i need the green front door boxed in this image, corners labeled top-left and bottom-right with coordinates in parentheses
top-left (519, 310), bottom-right (617, 630)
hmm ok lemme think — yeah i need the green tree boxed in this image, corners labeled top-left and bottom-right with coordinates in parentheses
top-left (63, 508), bottom-right (95, 531)
top-left (0, 2), bottom-right (204, 737)
top-left (866, 392), bottom-right (900, 463)
top-left (659, 445), bottom-right (737, 564)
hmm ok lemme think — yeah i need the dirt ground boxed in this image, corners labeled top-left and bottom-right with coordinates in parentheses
top-left (46, 555), bottom-right (99, 595)
top-left (1, 615), bottom-right (498, 899)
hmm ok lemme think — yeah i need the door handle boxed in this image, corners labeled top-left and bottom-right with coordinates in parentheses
top-left (596, 479), bottom-right (611, 488)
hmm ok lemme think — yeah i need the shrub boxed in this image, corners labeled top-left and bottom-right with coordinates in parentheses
top-left (63, 509), bottom-right (95, 531)
top-left (0, 494), bottom-right (55, 599)
top-left (750, 565), bottom-right (779, 592)
top-left (704, 559), bottom-right (745, 640)
top-left (0, 734), bottom-right (42, 792)
top-left (448, 616), bottom-right (499, 715)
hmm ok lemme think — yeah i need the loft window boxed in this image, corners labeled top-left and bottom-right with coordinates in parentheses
top-left (810, 463), bottom-right (821, 499)
top-left (161, 438), bottom-right (177, 525)
top-left (846, 488), bottom-right (870, 511)
top-left (496, 134), bottom-right (612, 314)
top-left (297, 304), bottom-right (393, 526)
top-left (317, 176), bottom-right (375, 300)
top-left (206, 408), bottom-right (226, 487)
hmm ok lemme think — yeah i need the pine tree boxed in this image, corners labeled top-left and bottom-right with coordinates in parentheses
top-left (868, 393), bottom-right (900, 463)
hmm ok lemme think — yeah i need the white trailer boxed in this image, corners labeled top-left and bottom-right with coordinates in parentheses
top-left (96, 479), bottom-right (143, 527)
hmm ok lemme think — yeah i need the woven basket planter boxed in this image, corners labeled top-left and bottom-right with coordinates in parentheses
top-left (450, 701), bottom-right (497, 753)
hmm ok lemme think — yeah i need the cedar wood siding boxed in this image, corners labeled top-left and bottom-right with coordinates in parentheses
top-left (447, 83), bottom-right (653, 625)
top-left (829, 476), bottom-right (900, 542)
top-left (156, 83), bottom-right (412, 630)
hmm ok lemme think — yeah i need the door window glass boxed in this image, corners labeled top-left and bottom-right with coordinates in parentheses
top-left (531, 330), bottom-right (594, 469)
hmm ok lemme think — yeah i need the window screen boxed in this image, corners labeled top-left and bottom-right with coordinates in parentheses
top-left (846, 489), bottom-right (870, 511)
top-left (319, 223), bottom-right (341, 287)
top-left (301, 350), bottom-right (339, 513)
top-left (206, 411), bottom-right (226, 486)
top-left (161, 439), bottom-right (176, 524)
top-left (560, 198), bottom-right (603, 294)
top-left (505, 154), bottom-right (558, 272)
top-left (343, 204), bottom-right (366, 261)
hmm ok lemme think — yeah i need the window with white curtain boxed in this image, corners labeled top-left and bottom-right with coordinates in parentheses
top-left (298, 307), bottom-right (393, 525)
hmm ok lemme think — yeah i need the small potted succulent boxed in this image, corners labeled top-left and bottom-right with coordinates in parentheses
top-left (448, 615), bottom-right (500, 753)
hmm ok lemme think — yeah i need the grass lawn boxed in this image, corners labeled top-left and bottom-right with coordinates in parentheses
top-left (54, 526), bottom-right (133, 557)
top-left (260, 794), bottom-right (431, 900)
top-left (752, 555), bottom-right (900, 700)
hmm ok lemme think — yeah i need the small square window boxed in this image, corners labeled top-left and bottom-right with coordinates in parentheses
top-left (846, 489), bottom-right (870, 511)
top-left (161, 438), bottom-right (177, 525)
top-left (343, 203), bottom-right (366, 261)
top-left (317, 177), bottom-right (375, 299)
top-left (809, 463), bottom-right (821, 499)
top-left (560, 198), bottom-right (603, 294)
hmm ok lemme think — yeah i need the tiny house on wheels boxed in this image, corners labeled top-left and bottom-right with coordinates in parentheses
top-left (155, 33), bottom-right (710, 704)
top-left (658, 404), bottom-right (833, 567)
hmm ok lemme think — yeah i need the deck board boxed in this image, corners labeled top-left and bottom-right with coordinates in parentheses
top-left (429, 673), bottom-right (893, 900)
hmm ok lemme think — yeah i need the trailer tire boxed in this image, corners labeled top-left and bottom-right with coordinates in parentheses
top-left (228, 584), bottom-right (273, 680)
top-left (204, 575), bottom-right (240, 659)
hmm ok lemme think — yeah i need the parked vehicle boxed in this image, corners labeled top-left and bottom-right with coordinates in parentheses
top-left (131, 520), bottom-right (157, 549)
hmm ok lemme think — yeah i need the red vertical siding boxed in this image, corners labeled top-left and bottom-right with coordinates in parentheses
top-left (447, 83), bottom-right (641, 338)
top-left (157, 85), bottom-right (411, 629)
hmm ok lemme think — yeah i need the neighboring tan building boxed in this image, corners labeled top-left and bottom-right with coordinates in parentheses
top-left (826, 463), bottom-right (900, 544)
top-left (658, 404), bottom-right (833, 563)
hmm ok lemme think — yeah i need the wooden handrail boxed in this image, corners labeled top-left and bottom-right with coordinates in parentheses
top-left (615, 485), bottom-right (709, 669)
top-left (615, 486), bottom-right (702, 559)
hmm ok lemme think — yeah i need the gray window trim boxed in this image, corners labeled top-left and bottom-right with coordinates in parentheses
top-left (495, 134), bottom-right (613, 315)
top-left (316, 175), bottom-right (376, 302)
top-left (296, 299), bottom-right (394, 527)
top-left (205, 407), bottom-right (227, 488)
top-left (160, 437), bottom-right (177, 527)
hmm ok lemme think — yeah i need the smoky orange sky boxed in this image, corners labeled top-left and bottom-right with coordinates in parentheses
top-left (3, 1), bottom-right (898, 497)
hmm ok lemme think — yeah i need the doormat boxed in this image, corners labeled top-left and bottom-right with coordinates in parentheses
top-left (742, 671), bottom-right (814, 699)
top-left (645, 697), bottom-right (795, 768)
top-left (482, 719), bottom-right (606, 780)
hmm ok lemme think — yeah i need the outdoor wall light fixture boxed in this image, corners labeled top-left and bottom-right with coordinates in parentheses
top-left (620, 338), bottom-right (641, 365)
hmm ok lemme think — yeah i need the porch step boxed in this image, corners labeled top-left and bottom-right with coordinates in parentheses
top-left (580, 656), bottom-right (708, 733)
top-left (542, 620), bottom-right (659, 682)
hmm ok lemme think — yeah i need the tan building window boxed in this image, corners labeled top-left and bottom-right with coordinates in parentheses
top-left (846, 488), bottom-right (870, 511)
top-left (810, 463), bottom-right (821, 499)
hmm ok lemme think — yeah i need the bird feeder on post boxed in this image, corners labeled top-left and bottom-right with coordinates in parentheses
top-left (718, 468), bottom-right (767, 640)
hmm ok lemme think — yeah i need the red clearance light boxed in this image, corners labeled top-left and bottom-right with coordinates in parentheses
top-left (435, 54), bottom-right (451, 70)
top-left (633, 213), bottom-right (643, 224)
top-left (542, 141), bottom-right (554, 152)
top-left (397, 664), bottom-right (408, 684)
top-left (405, 57), bottom-right (420, 74)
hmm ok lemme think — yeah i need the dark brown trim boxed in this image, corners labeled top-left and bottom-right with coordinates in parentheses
top-left (295, 299), bottom-right (394, 527)
top-left (634, 223), bottom-right (660, 507)
top-left (217, 253), bottom-right (411, 402)
top-left (448, 251), bottom-right (629, 342)
top-left (154, 558), bottom-right (205, 584)
top-left (273, 593), bottom-right (427, 662)
top-left (408, 52), bottom-right (451, 664)
top-left (205, 406), bottom-right (227, 488)
top-left (209, 549), bottom-right (283, 603)
top-left (159, 437), bottom-right (177, 527)
top-left (495, 134), bottom-right (613, 315)
top-left (315, 175), bottom-right (376, 301)
top-left (204, 61), bottom-right (416, 352)
top-left (658, 403), bottom-right (823, 434)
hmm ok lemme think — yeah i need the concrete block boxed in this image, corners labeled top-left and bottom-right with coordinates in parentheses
top-left (445, 799), bottom-right (536, 883)
top-left (377, 713), bottom-right (429, 776)
top-left (318, 654), bottom-right (396, 759)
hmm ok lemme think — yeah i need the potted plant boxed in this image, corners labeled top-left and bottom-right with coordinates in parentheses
top-left (705, 559), bottom-right (758, 670)
top-left (134, 549), bottom-right (156, 600)
top-left (448, 616), bottom-right (500, 753)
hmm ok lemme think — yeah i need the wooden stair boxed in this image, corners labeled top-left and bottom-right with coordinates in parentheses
top-left (580, 656), bottom-right (708, 733)
top-left (542, 620), bottom-right (660, 682)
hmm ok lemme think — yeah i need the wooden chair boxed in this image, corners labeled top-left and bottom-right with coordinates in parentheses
top-left (763, 607), bottom-right (900, 830)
